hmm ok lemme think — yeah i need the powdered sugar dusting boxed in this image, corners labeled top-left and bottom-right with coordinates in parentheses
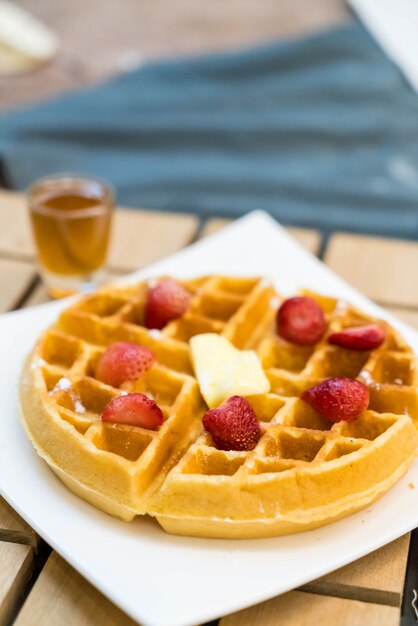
top-left (74, 400), bottom-right (86, 414)
top-left (49, 377), bottom-right (86, 414)
top-left (53, 377), bottom-right (72, 392)
top-left (30, 357), bottom-right (46, 371)
top-left (359, 370), bottom-right (373, 385)
top-left (335, 300), bottom-right (349, 314)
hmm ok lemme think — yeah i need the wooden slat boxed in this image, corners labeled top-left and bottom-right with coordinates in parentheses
top-left (109, 209), bottom-right (198, 271)
top-left (325, 233), bottom-right (418, 307)
top-left (21, 283), bottom-right (50, 309)
top-left (0, 499), bottom-right (38, 549)
top-left (287, 227), bottom-right (321, 255)
top-left (201, 218), bottom-right (321, 255)
top-left (386, 307), bottom-right (418, 331)
top-left (221, 534), bottom-right (410, 626)
top-left (200, 218), bottom-right (232, 237)
top-left (0, 542), bottom-right (33, 626)
top-left (220, 590), bottom-right (399, 626)
top-left (301, 535), bottom-right (409, 606)
top-left (0, 191), bottom-right (33, 259)
top-left (0, 259), bottom-right (35, 311)
top-left (14, 551), bottom-right (136, 626)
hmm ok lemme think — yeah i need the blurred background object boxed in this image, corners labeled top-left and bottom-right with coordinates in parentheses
top-left (349, 0), bottom-right (418, 92)
top-left (0, 1), bottom-right (58, 76)
top-left (0, 0), bottom-right (348, 110)
top-left (0, 0), bottom-right (418, 238)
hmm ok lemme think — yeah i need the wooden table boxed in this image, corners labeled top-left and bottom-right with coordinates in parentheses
top-left (0, 189), bottom-right (418, 626)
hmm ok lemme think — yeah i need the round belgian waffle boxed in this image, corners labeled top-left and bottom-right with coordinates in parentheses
top-left (19, 277), bottom-right (418, 538)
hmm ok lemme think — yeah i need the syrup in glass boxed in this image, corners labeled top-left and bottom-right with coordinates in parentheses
top-left (28, 175), bottom-right (114, 297)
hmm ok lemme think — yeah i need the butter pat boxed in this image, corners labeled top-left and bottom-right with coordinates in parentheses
top-left (190, 333), bottom-right (270, 408)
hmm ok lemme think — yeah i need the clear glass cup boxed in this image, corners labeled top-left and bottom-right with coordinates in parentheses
top-left (27, 174), bottom-right (114, 298)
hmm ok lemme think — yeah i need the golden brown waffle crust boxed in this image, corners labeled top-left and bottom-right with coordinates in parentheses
top-left (19, 277), bottom-right (418, 538)
top-left (20, 354), bottom-right (139, 520)
top-left (151, 416), bottom-right (418, 538)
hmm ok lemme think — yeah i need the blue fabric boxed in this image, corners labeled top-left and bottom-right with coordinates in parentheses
top-left (1, 22), bottom-right (418, 237)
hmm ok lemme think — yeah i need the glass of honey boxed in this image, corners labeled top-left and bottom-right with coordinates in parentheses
top-left (27, 174), bottom-right (114, 298)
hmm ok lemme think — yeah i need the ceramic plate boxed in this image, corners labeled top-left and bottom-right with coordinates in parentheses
top-left (1, 211), bottom-right (417, 626)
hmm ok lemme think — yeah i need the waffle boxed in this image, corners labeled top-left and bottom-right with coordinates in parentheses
top-left (19, 276), bottom-right (276, 521)
top-left (19, 277), bottom-right (418, 538)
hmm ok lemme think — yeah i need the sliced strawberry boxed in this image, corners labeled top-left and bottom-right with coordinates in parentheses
top-left (276, 296), bottom-right (326, 346)
top-left (145, 279), bottom-right (191, 330)
top-left (202, 395), bottom-right (261, 451)
top-left (328, 324), bottom-right (386, 351)
top-left (96, 342), bottom-right (154, 387)
top-left (301, 377), bottom-right (369, 423)
top-left (101, 393), bottom-right (164, 429)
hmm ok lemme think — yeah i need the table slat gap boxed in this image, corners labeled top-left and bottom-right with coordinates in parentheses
top-left (0, 191), bottom-right (34, 258)
top-left (298, 535), bottom-right (410, 608)
top-left (299, 582), bottom-right (399, 607)
top-left (0, 543), bottom-right (33, 626)
top-left (0, 499), bottom-right (38, 550)
top-left (286, 226), bottom-right (321, 255)
top-left (0, 260), bottom-right (36, 312)
top-left (199, 218), bottom-right (232, 238)
top-left (219, 589), bottom-right (400, 626)
top-left (13, 552), bottom-right (137, 626)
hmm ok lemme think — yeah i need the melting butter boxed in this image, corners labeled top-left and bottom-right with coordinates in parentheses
top-left (190, 333), bottom-right (270, 408)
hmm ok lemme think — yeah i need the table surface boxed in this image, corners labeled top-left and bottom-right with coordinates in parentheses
top-left (0, 189), bottom-right (418, 626)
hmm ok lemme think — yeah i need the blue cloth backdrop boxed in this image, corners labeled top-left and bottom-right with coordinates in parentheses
top-left (1, 22), bottom-right (418, 237)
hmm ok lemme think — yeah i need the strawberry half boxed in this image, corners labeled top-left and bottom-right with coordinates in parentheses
top-left (102, 393), bottom-right (164, 429)
top-left (202, 395), bottom-right (261, 451)
top-left (276, 296), bottom-right (326, 346)
top-left (328, 324), bottom-right (386, 351)
top-left (301, 377), bottom-right (369, 423)
top-left (96, 342), bottom-right (154, 387)
top-left (145, 279), bottom-right (191, 330)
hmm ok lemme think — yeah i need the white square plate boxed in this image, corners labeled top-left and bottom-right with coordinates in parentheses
top-left (1, 211), bottom-right (417, 626)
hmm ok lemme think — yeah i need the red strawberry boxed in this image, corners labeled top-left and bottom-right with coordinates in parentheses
top-left (202, 395), bottom-right (261, 451)
top-left (96, 342), bottom-right (154, 387)
top-left (328, 324), bottom-right (386, 351)
top-left (145, 279), bottom-right (191, 330)
top-left (277, 296), bottom-right (326, 346)
top-left (301, 377), bottom-right (369, 423)
top-left (102, 393), bottom-right (164, 429)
